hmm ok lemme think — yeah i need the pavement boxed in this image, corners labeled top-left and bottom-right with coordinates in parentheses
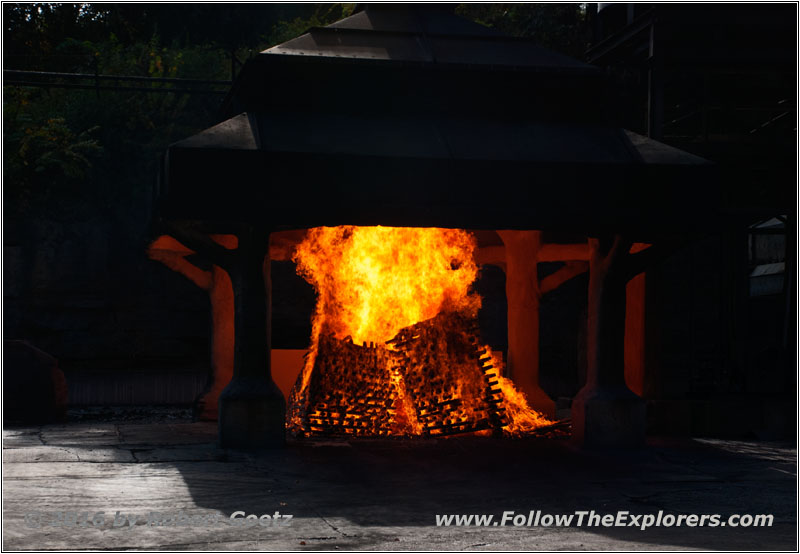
top-left (2, 411), bottom-right (797, 550)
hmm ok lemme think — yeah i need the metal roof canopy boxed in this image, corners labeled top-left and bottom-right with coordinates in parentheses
top-left (159, 4), bottom-right (718, 235)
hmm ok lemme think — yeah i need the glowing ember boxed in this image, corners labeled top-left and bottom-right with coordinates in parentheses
top-left (290, 225), bottom-right (553, 437)
top-left (486, 348), bottom-right (553, 434)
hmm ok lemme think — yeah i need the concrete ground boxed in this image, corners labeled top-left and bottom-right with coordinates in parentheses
top-left (2, 411), bottom-right (797, 550)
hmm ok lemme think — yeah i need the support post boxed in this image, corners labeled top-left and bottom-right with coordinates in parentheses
top-left (218, 225), bottom-right (286, 448)
top-left (196, 265), bottom-right (234, 420)
top-left (147, 235), bottom-right (236, 421)
top-left (498, 230), bottom-right (556, 418)
top-left (572, 235), bottom-right (645, 448)
top-left (624, 272), bottom-right (647, 397)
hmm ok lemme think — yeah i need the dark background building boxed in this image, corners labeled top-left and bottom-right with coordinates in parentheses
top-left (582, 3), bottom-right (795, 438)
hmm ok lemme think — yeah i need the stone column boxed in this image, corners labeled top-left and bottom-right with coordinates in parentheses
top-left (218, 225), bottom-right (286, 448)
top-left (498, 230), bottom-right (556, 418)
top-left (572, 235), bottom-right (645, 448)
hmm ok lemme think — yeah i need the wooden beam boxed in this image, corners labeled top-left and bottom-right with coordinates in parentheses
top-left (539, 261), bottom-right (589, 295)
top-left (146, 236), bottom-right (212, 291)
top-left (162, 221), bottom-right (235, 270)
top-left (475, 245), bottom-right (506, 268)
top-left (539, 243), bottom-right (590, 262)
top-left (477, 242), bottom-right (591, 267)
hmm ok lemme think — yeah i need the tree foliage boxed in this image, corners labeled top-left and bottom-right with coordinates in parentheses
top-left (455, 4), bottom-right (588, 57)
top-left (3, 3), bottom-right (587, 224)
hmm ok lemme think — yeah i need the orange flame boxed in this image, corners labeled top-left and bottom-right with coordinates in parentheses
top-left (486, 348), bottom-right (553, 435)
top-left (294, 226), bottom-right (480, 344)
top-left (293, 225), bottom-right (553, 435)
top-left (294, 226), bottom-right (480, 394)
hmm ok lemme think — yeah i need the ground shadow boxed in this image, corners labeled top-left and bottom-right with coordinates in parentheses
top-left (174, 432), bottom-right (796, 550)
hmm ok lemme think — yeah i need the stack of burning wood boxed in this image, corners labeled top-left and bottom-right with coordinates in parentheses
top-left (292, 312), bottom-right (510, 438)
top-left (304, 335), bottom-right (398, 436)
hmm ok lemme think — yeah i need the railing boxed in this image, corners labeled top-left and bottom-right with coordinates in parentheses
top-left (3, 69), bottom-right (231, 95)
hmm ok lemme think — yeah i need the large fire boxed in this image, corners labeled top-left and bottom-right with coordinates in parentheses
top-left (289, 225), bottom-right (553, 437)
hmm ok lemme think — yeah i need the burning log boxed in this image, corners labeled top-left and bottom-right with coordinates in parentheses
top-left (289, 312), bottom-right (527, 438)
top-left (296, 334), bottom-right (398, 436)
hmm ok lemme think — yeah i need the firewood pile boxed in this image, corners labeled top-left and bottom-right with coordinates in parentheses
top-left (305, 335), bottom-right (398, 436)
top-left (290, 312), bottom-right (510, 438)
